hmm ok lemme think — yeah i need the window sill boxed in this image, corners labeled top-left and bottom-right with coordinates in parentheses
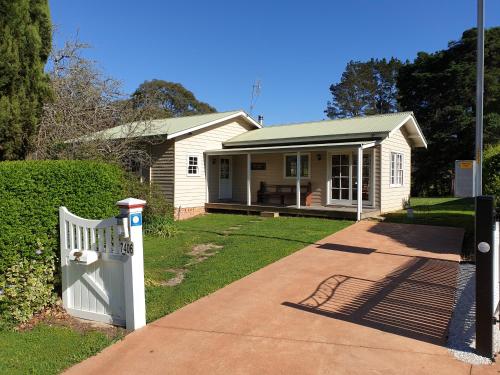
top-left (284, 176), bottom-right (311, 180)
top-left (390, 184), bottom-right (403, 188)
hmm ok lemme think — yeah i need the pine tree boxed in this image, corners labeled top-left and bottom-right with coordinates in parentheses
top-left (325, 58), bottom-right (401, 119)
top-left (0, 0), bottom-right (52, 160)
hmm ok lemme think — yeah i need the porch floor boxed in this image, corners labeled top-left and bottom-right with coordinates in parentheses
top-left (205, 201), bottom-right (381, 220)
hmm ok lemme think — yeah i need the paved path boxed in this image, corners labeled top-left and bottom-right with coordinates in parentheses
top-left (66, 221), bottom-right (495, 374)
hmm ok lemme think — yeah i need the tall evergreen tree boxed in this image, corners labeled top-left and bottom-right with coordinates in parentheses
top-left (398, 27), bottom-right (500, 196)
top-left (0, 0), bottom-right (52, 160)
top-left (325, 58), bottom-right (401, 119)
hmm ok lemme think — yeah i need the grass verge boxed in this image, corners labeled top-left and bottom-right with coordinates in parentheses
top-left (0, 324), bottom-right (120, 375)
top-left (382, 197), bottom-right (474, 258)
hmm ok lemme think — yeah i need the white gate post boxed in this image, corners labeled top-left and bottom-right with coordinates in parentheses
top-left (117, 198), bottom-right (147, 330)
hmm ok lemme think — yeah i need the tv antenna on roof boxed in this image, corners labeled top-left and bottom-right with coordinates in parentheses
top-left (249, 79), bottom-right (261, 115)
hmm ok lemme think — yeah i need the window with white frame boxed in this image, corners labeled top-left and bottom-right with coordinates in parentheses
top-left (187, 155), bottom-right (200, 176)
top-left (390, 152), bottom-right (404, 186)
top-left (284, 154), bottom-right (310, 178)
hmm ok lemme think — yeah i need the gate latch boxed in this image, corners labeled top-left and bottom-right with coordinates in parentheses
top-left (116, 214), bottom-right (130, 239)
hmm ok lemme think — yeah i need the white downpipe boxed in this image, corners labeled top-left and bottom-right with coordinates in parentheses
top-left (296, 152), bottom-right (301, 209)
top-left (205, 155), bottom-right (209, 203)
top-left (357, 147), bottom-right (363, 221)
top-left (247, 153), bottom-right (252, 206)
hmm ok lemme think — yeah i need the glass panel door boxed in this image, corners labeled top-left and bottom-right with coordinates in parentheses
top-left (331, 154), bottom-right (350, 202)
top-left (219, 158), bottom-right (232, 200)
top-left (352, 153), bottom-right (372, 203)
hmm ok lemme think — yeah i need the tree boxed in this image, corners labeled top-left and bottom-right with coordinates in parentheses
top-left (131, 79), bottom-right (216, 119)
top-left (0, 0), bottom-right (52, 160)
top-left (33, 38), bottom-right (159, 167)
top-left (325, 58), bottom-right (401, 119)
top-left (398, 27), bottom-right (500, 196)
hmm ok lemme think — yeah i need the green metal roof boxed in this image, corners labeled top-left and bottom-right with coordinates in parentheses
top-left (78, 110), bottom-right (257, 141)
top-left (223, 112), bottom-right (426, 147)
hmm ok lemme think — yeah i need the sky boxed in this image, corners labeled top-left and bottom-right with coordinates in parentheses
top-left (49, 0), bottom-right (500, 125)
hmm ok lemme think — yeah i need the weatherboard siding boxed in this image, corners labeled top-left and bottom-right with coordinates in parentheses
top-left (174, 119), bottom-right (252, 208)
top-left (150, 141), bottom-right (175, 203)
top-left (374, 145), bottom-right (381, 209)
top-left (380, 128), bottom-right (412, 213)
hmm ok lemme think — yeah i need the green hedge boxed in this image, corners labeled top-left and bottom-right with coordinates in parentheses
top-left (0, 161), bottom-right (125, 325)
top-left (484, 144), bottom-right (500, 205)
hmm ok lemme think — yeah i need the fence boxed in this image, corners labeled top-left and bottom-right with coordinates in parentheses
top-left (59, 198), bottom-right (146, 330)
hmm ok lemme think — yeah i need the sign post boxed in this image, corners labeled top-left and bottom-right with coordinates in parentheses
top-left (475, 0), bottom-right (484, 195)
top-left (117, 198), bottom-right (147, 330)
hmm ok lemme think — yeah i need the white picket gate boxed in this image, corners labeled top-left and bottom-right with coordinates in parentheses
top-left (59, 198), bottom-right (146, 330)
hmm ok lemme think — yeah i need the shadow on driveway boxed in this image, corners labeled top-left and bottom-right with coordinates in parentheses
top-left (284, 256), bottom-right (458, 345)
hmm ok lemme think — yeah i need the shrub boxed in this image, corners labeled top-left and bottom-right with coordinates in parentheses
top-left (123, 174), bottom-right (173, 223)
top-left (0, 160), bottom-right (125, 325)
top-left (484, 143), bottom-right (500, 205)
top-left (0, 256), bottom-right (56, 326)
top-left (144, 216), bottom-right (178, 238)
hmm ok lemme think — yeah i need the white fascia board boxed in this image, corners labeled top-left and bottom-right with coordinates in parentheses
top-left (205, 141), bottom-right (378, 155)
top-left (166, 111), bottom-right (261, 140)
top-left (361, 142), bottom-right (377, 149)
top-left (389, 113), bottom-right (427, 148)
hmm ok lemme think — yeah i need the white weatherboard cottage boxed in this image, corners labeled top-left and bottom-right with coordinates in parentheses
top-left (91, 111), bottom-right (427, 221)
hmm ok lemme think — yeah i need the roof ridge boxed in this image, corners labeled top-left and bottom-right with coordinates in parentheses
top-left (265, 111), bottom-right (413, 129)
top-left (145, 109), bottom-right (244, 123)
top-left (112, 109), bottom-right (246, 129)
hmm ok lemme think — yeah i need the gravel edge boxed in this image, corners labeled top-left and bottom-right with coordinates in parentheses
top-left (446, 263), bottom-right (497, 365)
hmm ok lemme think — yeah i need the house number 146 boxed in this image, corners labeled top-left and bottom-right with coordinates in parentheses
top-left (121, 241), bottom-right (134, 256)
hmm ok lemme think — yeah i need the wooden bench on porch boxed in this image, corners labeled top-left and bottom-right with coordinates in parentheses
top-left (257, 181), bottom-right (312, 206)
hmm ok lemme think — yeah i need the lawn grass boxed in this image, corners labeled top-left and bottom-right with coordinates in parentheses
top-left (0, 213), bottom-right (350, 374)
top-left (144, 213), bottom-right (351, 321)
top-left (0, 325), bottom-right (119, 375)
top-left (382, 197), bottom-right (474, 258)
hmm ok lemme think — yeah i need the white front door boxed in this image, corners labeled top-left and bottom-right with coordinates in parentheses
top-left (219, 157), bottom-right (232, 200)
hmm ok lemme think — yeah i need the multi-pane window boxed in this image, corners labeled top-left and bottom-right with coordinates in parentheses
top-left (331, 154), bottom-right (350, 200)
top-left (285, 154), bottom-right (310, 178)
top-left (187, 155), bottom-right (199, 176)
top-left (390, 152), bottom-right (404, 186)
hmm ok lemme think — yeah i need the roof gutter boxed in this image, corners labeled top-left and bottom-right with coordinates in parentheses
top-left (223, 132), bottom-right (388, 148)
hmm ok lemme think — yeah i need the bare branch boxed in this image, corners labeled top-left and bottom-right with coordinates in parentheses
top-left (32, 35), bottom-right (163, 170)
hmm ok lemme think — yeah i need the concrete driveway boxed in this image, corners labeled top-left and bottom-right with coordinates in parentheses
top-left (66, 221), bottom-right (492, 375)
